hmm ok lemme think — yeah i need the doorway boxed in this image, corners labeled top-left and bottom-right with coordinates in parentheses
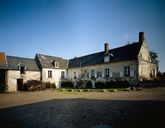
top-left (17, 79), bottom-right (23, 91)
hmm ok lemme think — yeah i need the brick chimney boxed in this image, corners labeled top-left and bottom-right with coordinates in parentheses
top-left (104, 43), bottom-right (109, 54)
top-left (139, 32), bottom-right (144, 44)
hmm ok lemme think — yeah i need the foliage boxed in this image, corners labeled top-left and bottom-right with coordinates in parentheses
top-left (51, 83), bottom-right (56, 89)
top-left (61, 81), bottom-right (74, 88)
top-left (141, 79), bottom-right (165, 88)
top-left (95, 80), bottom-right (129, 89)
top-left (45, 82), bottom-right (51, 89)
top-left (44, 82), bottom-right (56, 89)
top-left (95, 82), bottom-right (107, 89)
top-left (86, 81), bottom-right (92, 88)
top-left (149, 51), bottom-right (159, 71)
top-left (24, 80), bottom-right (45, 91)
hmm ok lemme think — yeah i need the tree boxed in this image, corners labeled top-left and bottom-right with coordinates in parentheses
top-left (149, 51), bottom-right (159, 71)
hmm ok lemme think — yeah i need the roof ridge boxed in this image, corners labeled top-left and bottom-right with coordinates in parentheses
top-left (7, 55), bottom-right (35, 60)
top-left (36, 53), bottom-right (68, 60)
top-left (69, 42), bottom-right (140, 60)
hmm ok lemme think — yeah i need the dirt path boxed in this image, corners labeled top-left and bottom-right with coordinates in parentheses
top-left (0, 91), bottom-right (165, 128)
top-left (0, 91), bottom-right (165, 109)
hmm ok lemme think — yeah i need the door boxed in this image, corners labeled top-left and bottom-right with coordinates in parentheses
top-left (17, 79), bottom-right (23, 91)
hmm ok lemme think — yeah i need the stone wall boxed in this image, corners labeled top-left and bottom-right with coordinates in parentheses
top-left (138, 40), bottom-right (154, 80)
top-left (41, 68), bottom-right (67, 88)
top-left (67, 60), bottom-right (138, 82)
top-left (6, 70), bottom-right (40, 92)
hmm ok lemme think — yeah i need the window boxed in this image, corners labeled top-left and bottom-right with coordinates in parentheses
top-left (55, 62), bottom-right (59, 68)
top-left (74, 72), bottom-right (77, 79)
top-left (105, 68), bottom-right (110, 77)
top-left (91, 70), bottom-right (95, 78)
top-left (124, 66), bottom-right (130, 77)
top-left (61, 71), bottom-right (65, 78)
top-left (104, 56), bottom-right (110, 63)
top-left (20, 66), bottom-right (26, 74)
top-left (48, 70), bottom-right (52, 78)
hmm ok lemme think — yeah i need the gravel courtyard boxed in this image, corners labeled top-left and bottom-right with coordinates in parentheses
top-left (0, 91), bottom-right (165, 128)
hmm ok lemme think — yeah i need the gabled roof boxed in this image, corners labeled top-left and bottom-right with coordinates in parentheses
top-left (35, 54), bottom-right (68, 69)
top-left (69, 42), bottom-right (142, 68)
top-left (0, 52), bottom-right (8, 69)
top-left (7, 56), bottom-right (40, 71)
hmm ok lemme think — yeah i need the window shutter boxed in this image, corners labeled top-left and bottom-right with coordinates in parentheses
top-left (130, 66), bottom-right (134, 77)
top-left (110, 72), bottom-right (112, 77)
top-left (52, 71), bottom-right (55, 78)
top-left (89, 71), bottom-right (91, 78)
top-left (77, 72), bottom-right (79, 79)
top-left (102, 70), bottom-right (104, 77)
top-left (120, 71), bottom-right (123, 77)
top-left (94, 70), bottom-right (97, 78)
top-left (64, 71), bottom-right (67, 78)
top-left (46, 70), bottom-right (48, 78)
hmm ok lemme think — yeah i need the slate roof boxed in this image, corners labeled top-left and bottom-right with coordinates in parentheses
top-left (0, 52), bottom-right (8, 69)
top-left (35, 54), bottom-right (68, 69)
top-left (69, 42), bottom-right (142, 68)
top-left (7, 56), bottom-right (40, 71)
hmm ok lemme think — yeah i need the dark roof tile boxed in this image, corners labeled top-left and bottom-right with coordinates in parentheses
top-left (35, 54), bottom-right (68, 69)
top-left (7, 56), bottom-right (40, 71)
top-left (69, 42), bottom-right (141, 68)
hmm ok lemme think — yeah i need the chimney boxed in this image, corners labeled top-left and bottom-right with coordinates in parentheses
top-left (139, 32), bottom-right (144, 44)
top-left (104, 43), bottom-right (109, 54)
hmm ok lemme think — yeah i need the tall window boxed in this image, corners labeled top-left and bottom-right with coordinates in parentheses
top-left (91, 70), bottom-right (95, 78)
top-left (105, 68), bottom-right (110, 77)
top-left (74, 72), bottom-right (77, 79)
top-left (61, 71), bottom-right (65, 78)
top-left (124, 66), bottom-right (130, 76)
top-left (48, 70), bottom-right (52, 78)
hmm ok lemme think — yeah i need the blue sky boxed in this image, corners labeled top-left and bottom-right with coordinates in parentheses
top-left (0, 0), bottom-right (165, 72)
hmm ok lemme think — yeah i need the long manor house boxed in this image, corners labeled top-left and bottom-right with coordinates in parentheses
top-left (0, 32), bottom-right (157, 91)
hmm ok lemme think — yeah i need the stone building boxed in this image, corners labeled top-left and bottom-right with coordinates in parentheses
top-left (0, 32), bottom-right (157, 91)
top-left (0, 55), bottom-right (40, 91)
top-left (35, 54), bottom-right (68, 88)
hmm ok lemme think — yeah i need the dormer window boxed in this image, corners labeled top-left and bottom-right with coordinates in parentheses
top-left (104, 55), bottom-right (110, 63)
top-left (55, 62), bottom-right (59, 68)
top-left (52, 60), bottom-right (59, 68)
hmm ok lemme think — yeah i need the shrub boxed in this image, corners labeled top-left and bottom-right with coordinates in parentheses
top-left (95, 80), bottom-right (129, 89)
top-left (24, 80), bottom-right (45, 91)
top-left (95, 82), bottom-right (106, 89)
top-left (61, 81), bottom-right (74, 88)
top-left (45, 82), bottom-right (51, 89)
top-left (141, 79), bottom-right (165, 88)
top-left (108, 80), bottom-right (129, 88)
top-left (51, 83), bottom-right (56, 89)
top-left (86, 81), bottom-right (92, 88)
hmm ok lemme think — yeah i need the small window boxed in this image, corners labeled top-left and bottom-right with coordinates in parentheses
top-left (124, 66), bottom-right (130, 77)
top-left (20, 66), bottom-right (26, 74)
top-left (61, 71), bottom-right (65, 78)
top-left (55, 62), bottom-right (59, 68)
top-left (105, 68), bottom-right (110, 77)
top-left (91, 70), bottom-right (95, 78)
top-left (74, 72), bottom-right (77, 79)
top-left (48, 70), bottom-right (52, 78)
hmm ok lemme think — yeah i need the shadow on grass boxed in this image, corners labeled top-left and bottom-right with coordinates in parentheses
top-left (0, 99), bottom-right (165, 128)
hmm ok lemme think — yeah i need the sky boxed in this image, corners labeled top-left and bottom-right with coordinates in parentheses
top-left (0, 0), bottom-right (165, 72)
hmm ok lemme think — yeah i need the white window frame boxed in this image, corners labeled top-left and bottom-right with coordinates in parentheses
top-left (55, 62), bottom-right (59, 68)
top-left (61, 71), bottom-right (65, 78)
top-left (48, 70), bottom-right (52, 78)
